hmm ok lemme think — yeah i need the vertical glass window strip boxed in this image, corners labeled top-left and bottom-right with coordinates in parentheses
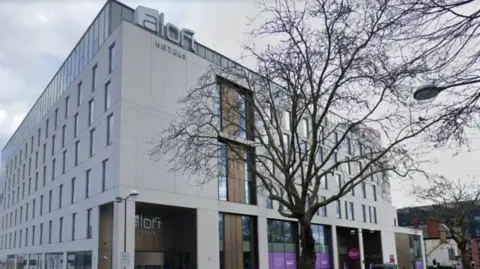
top-left (218, 144), bottom-right (227, 201)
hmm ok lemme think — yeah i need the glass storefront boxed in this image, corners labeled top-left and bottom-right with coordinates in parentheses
top-left (29, 254), bottom-right (42, 269)
top-left (312, 224), bottom-right (332, 269)
top-left (67, 251), bottom-right (92, 269)
top-left (45, 253), bottom-right (63, 269)
top-left (410, 235), bottom-right (423, 269)
top-left (16, 254), bottom-right (27, 269)
top-left (267, 219), bottom-right (298, 269)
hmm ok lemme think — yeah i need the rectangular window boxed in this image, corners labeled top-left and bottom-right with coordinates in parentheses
top-left (373, 207), bottom-right (377, 223)
top-left (35, 172), bottom-right (38, 191)
top-left (218, 144), bottom-right (227, 201)
top-left (42, 166), bottom-right (46, 186)
top-left (71, 178), bottom-right (76, 204)
top-left (87, 208), bottom-right (92, 239)
top-left (74, 140), bottom-right (80, 166)
top-left (32, 199), bottom-right (35, 219)
top-left (62, 150), bottom-right (67, 174)
top-left (32, 225), bottom-right (35, 246)
top-left (65, 96), bottom-right (70, 119)
top-left (77, 82), bottom-right (82, 106)
top-left (350, 202), bottom-right (355, 220)
top-left (59, 184), bottom-right (63, 208)
top-left (104, 81), bottom-right (111, 111)
top-left (40, 195), bottom-right (43, 216)
top-left (88, 99), bottom-right (94, 125)
top-left (283, 111), bottom-right (291, 130)
top-left (61, 125), bottom-right (66, 148)
top-left (347, 137), bottom-right (352, 155)
top-left (38, 128), bottom-right (41, 146)
top-left (51, 158), bottom-right (56, 181)
top-left (45, 119), bottom-right (49, 139)
top-left (35, 151), bottom-right (38, 169)
top-left (372, 185), bottom-right (377, 201)
top-left (344, 201), bottom-right (349, 220)
top-left (109, 43), bottom-right (116, 73)
top-left (283, 133), bottom-right (289, 152)
top-left (40, 223), bottom-right (43, 245)
top-left (362, 204), bottom-right (367, 222)
top-left (59, 217), bottom-right (63, 242)
top-left (71, 213), bottom-right (76, 241)
top-left (317, 146), bottom-right (324, 163)
top-left (48, 220), bottom-right (52, 243)
top-left (368, 206), bottom-right (373, 223)
top-left (89, 128), bottom-right (95, 157)
top-left (337, 174), bottom-right (342, 190)
top-left (362, 182), bottom-right (367, 198)
top-left (48, 190), bottom-right (52, 213)
top-left (320, 196), bottom-right (327, 216)
top-left (22, 182), bottom-right (26, 199)
top-left (74, 113), bottom-right (79, 138)
top-left (42, 143), bottom-right (46, 163)
top-left (106, 114), bottom-right (114, 145)
top-left (92, 64), bottom-right (97, 91)
top-left (102, 159), bottom-right (109, 192)
top-left (31, 136), bottom-right (34, 153)
top-left (86, 169), bottom-right (91, 198)
top-left (54, 108), bottom-right (58, 129)
top-left (336, 200), bottom-right (342, 218)
top-left (51, 134), bottom-right (55, 156)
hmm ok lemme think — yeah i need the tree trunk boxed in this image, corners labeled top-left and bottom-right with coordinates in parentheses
top-left (298, 220), bottom-right (317, 269)
top-left (458, 242), bottom-right (471, 269)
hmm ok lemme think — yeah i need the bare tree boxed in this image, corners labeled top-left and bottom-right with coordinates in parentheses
top-left (412, 177), bottom-right (480, 269)
top-left (148, 0), bottom-right (447, 268)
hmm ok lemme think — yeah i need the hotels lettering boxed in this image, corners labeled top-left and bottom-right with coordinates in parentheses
top-left (154, 40), bottom-right (187, 60)
top-left (134, 6), bottom-right (196, 53)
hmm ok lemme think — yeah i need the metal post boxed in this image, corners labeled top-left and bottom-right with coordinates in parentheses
top-left (124, 199), bottom-right (127, 253)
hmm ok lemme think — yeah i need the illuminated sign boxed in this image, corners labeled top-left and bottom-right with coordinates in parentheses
top-left (133, 6), bottom-right (196, 53)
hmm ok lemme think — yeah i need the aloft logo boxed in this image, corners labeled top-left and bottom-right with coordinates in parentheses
top-left (135, 214), bottom-right (162, 231)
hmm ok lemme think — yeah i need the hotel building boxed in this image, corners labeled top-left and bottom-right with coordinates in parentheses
top-left (0, 1), bottom-right (426, 269)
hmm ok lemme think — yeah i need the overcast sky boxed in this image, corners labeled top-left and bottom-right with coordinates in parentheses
top-left (0, 0), bottom-right (478, 209)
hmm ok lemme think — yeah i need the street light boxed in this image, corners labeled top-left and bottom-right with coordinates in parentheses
top-left (413, 84), bottom-right (446, 101)
top-left (115, 190), bottom-right (139, 268)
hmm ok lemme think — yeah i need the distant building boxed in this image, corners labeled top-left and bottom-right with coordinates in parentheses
top-left (398, 206), bottom-right (480, 267)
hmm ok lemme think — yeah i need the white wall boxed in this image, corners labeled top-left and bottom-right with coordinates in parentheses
top-left (425, 238), bottom-right (458, 267)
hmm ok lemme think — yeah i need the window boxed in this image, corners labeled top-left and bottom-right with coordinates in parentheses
top-left (336, 200), bottom-right (342, 218)
top-left (347, 137), bottom-right (352, 155)
top-left (32, 225), bottom-right (36, 246)
top-left (54, 108), bottom-right (58, 129)
top-left (35, 151), bottom-right (38, 169)
top-left (62, 150), bottom-right (67, 174)
top-left (31, 136), bottom-right (34, 153)
top-left (92, 64), bottom-right (97, 91)
top-left (86, 169), bottom-right (91, 198)
top-left (42, 143), bottom-right (46, 163)
top-left (109, 43), bottom-right (116, 73)
top-left (218, 144), bottom-right (227, 201)
top-left (32, 199), bottom-right (35, 219)
top-left (23, 182), bottom-right (26, 198)
top-left (42, 166), bottom-right (46, 186)
top-left (283, 133), bottom-right (289, 152)
top-left (20, 206), bottom-right (23, 223)
top-left (38, 128), bottom-right (41, 146)
top-left (346, 158), bottom-right (352, 174)
top-left (48, 220), bottom-right (52, 243)
top-left (39, 223), bottom-right (43, 245)
top-left (61, 125), bottom-right (66, 148)
top-left (336, 174), bottom-right (342, 190)
top-left (65, 96), bottom-right (70, 119)
top-left (302, 118), bottom-right (309, 137)
top-left (344, 201), bottom-right (349, 220)
top-left (74, 113), bottom-right (79, 138)
top-left (373, 207), bottom-right (377, 223)
top-left (88, 99), bottom-right (94, 125)
top-left (59, 184), bottom-right (63, 208)
top-left (71, 213), bottom-right (76, 241)
top-left (40, 195), bottom-right (43, 215)
top-left (45, 119), bottom-right (49, 138)
top-left (320, 196), bottom-right (327, 216)
top-left (102, 159), bottom-right (109, 192)
top-left (48, 190), bottom-right (52, 212)
top-left (71, 178), bottom-right (76, 204)
top-left (87, 208), bottom-right (92, 239)
top-left (350, 202), bottom-right (355, 220)
top-left (368, 206), bottom-right (372, 223)
top-left (372, 185), bottom-right (377, 201)
top-left (362, 182), bottom-right (366, 198)
top-left (51, 135), bottom-right (55, 156)
top-left (283, 111), bottom-right (291, 130)
top-left (77, 82), bottom-right (83, 106)
top-left (89, 128), bottom-right (95, 157)
top-left (104, 81), bottom-right (111, 111)
top-left (362, 204), bottom-right (366, 222)
top-left (51, 158), bottom-right (56, 181)
top-left (106, 114), bottom-right (114, 145)
top-left (74, 141), bottom-right (80, 166)
top-left (317, 146), bottom-right (324, 163)
top-left (59, 217), bottom-right (63, 242)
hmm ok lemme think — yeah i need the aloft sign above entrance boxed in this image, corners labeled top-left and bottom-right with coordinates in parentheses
top-left (133, 6), bottom-right (196, 53)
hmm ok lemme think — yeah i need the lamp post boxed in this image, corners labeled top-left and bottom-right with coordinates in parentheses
top-left (413, 79), bottom-right (480, 101)
top-left (115, 190), bottom-right (139, 268)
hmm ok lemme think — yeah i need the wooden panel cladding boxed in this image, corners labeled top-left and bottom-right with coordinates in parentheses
top-left (219, 80), bottom-right (255, 140)
top-left (223, 214), bottom-right (258, 269)
top-left (98, 203), bottom-right (114, 269)
top-left (227, 144), bottom-right (246, 203)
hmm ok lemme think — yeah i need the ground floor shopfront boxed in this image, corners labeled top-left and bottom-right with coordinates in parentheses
top-left (2, 202), bottom-right (424, 269)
